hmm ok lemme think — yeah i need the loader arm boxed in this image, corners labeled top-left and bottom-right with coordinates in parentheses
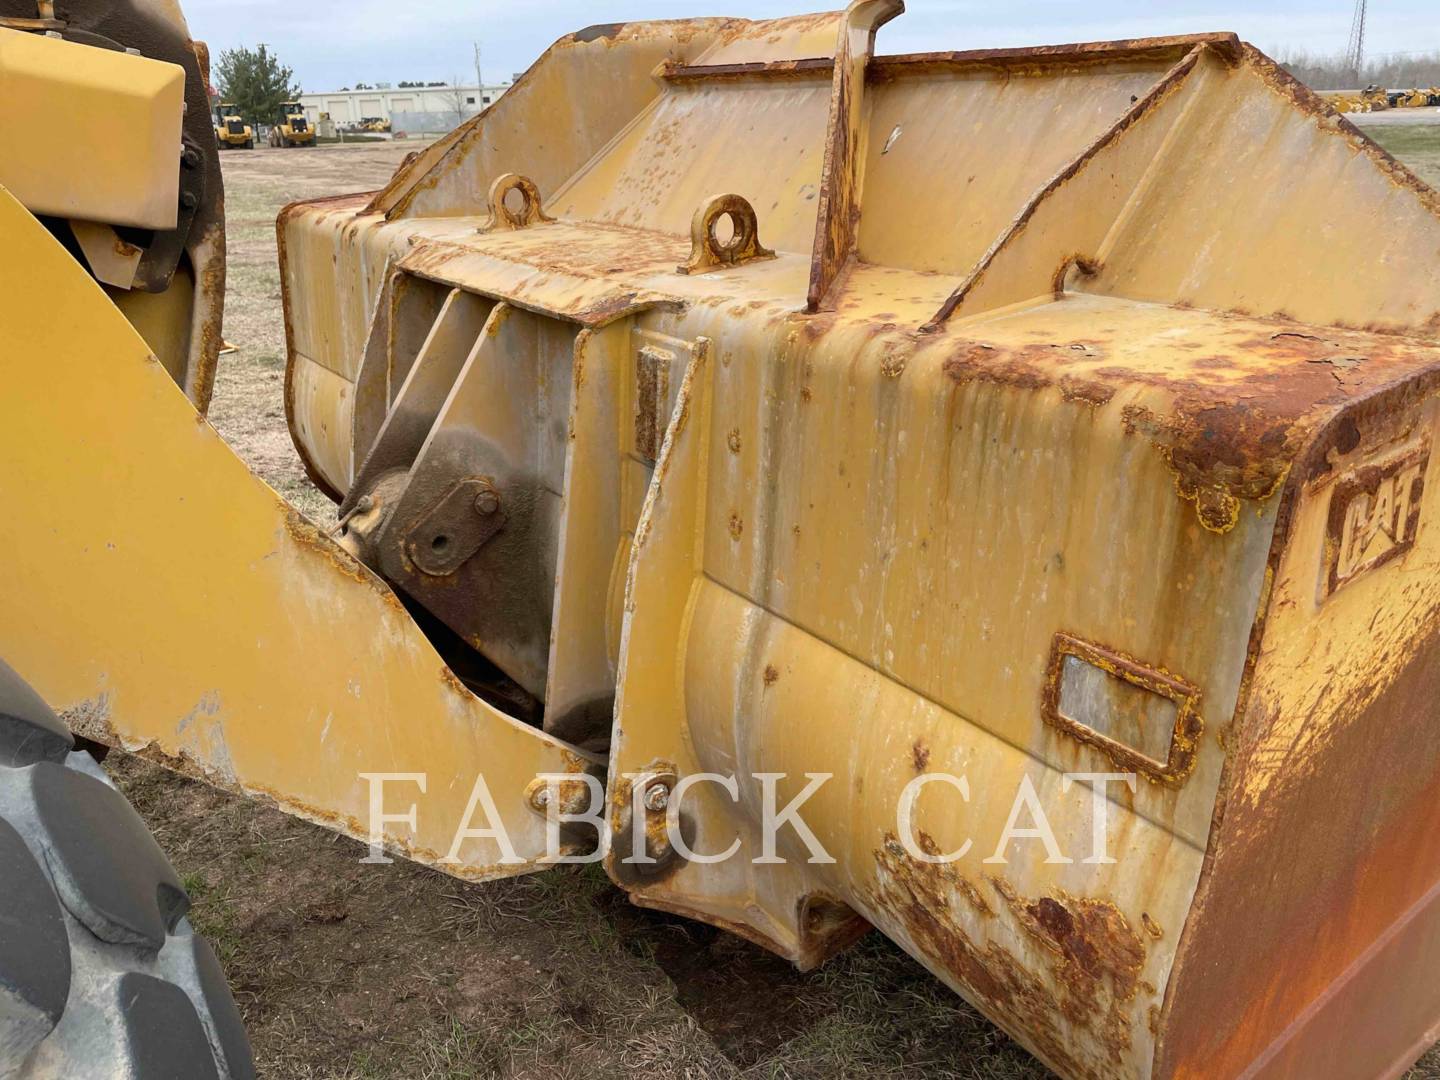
top-left (0, 183), bottom-right (600, 877)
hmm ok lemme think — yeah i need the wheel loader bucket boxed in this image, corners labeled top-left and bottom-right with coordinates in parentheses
top-left (7, 2), bottom-right (1440, 1078)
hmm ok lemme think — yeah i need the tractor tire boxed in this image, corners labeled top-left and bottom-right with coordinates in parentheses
top-left (0, 658), bottom-right (254, 1080)
top-left (243, 138), bottom-right (254, 150)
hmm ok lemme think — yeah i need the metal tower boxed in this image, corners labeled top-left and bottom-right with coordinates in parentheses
top-left (1345, 0), bottom-right (1368, 80)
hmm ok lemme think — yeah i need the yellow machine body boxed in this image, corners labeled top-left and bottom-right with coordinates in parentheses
top-left (3, 3), bottom-right (1440, 1078)
top-left (0, 26), bottom-right (183, 229)
top-left (270, 101), bottom-right (314, 147)
top-left (215, 102), bottom-right (252, 148)
top-left (0, 10), bottom-right (224, 405)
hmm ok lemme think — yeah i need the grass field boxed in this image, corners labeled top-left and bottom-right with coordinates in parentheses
top-left (108, 134), bottom-right (1440, 1079)
top-left (1362, 119), bottom-right (1440, 189)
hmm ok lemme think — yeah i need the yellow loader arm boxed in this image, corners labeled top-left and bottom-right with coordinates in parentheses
top-left (0, 183), bottom-right (598, 876)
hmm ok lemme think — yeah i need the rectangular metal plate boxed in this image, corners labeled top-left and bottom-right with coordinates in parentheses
top-left (1042, 633), bottom-right (1203, 785)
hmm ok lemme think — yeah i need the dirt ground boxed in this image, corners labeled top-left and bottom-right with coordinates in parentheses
top-left (107, 132), bottom-right (1440, 1079)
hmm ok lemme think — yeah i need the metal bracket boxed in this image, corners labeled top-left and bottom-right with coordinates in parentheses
top-left (403, 477), bottom-right (506, 576)
top-left (677, 193), bottom-right (775, 275)
top-left (132, 133), bottom-right (206, 293)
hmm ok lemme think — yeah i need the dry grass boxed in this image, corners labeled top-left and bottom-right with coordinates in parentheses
top-left (113, 749), bottom-right (1043, 1080)
top-left (106, 135), bottom-right (1440, 1079)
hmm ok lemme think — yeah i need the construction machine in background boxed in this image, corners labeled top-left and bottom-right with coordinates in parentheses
top-left (5, 1), bottom-right (1440, 1078)
top-left (1393, 86), bottom-right (1440, 108)
top-left (1390, 87), bottom-right (1431, 108)
top-left (214, 101), bottom-right (253, 149)
top-left (1324, 84), bottom-right (1440, 112)
top-left (269, 100), bottom-right (315, 147)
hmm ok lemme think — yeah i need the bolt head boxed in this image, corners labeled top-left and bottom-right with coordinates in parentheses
top-left (643, 784), bottom-right (669, 812)
top-left (180, 190), bottom-right (198, 210)
top-left (533, 787), bottom-right (551, 807)
top-left (474, 489), bottom-right (500, 516)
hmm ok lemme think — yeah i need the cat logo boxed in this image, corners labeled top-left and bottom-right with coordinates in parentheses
top-left (1323, 441), bottom-right (1429, 598)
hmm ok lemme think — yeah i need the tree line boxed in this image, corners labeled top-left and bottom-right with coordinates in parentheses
top-left (1275, 48), bottom-right (1440, 90)
top-left (213, 46), bottom-right (298, 122)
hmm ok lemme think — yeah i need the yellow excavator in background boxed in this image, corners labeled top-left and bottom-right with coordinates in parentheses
top-left (268, 99), bottom-right (314, 147)
top-left (5, 1), bottom-right (1440, 1078)
top-left (213, 100), bottom-right (253, 148)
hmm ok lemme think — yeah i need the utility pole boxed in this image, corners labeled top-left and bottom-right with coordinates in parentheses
top-left (1344, 0), bottom-right (1367, 84)
top-left (473, 42), bottom-right (483, 103)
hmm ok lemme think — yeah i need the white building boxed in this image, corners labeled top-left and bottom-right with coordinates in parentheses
top-left (298, 82), bottom-right (512, 132)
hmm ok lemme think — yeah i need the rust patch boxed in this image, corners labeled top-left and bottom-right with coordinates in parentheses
top-left (635, 344), bottom-right (669, 462)
top-left (1157, 507), bottom-right (1440, 1076)
top-left (661, 57), bottom-right (835, 84)
top-left (1059, 376), bottom-right (1116, 407)
top-left (728, 511), bottom-right (744, 540)
top-left (869, 33), bottom-right (1241, 81)
top-left (763, 664), bottom-right (780, 687)
top-left (1052, 253), bottom-right (1101, 298)
top-left (911, 739), bottom-right (930, 772)
top-left (872, 835), bottom-right (1148, 1077)
top-left (187, 220), bottom-right (227, 416)
top-left (606, 761), bottom-right (688, 888)
top-left (991, 878), bottom-right (1148, 1065)
top-left (1120, 394), bottom-right (1299, 535)
top-left (879, 345), bottom-right (908, 378)
top-left (1088, 315), bottom-right (1416, 529)
top-left (677, 193), bottom-right (776, 275)
top-left (1010, 889), bottom-right (1145, 1003)
top-left (283, 509), bottom-right (374, 587)
top-left (941, 343), bottom-right (1050, 393)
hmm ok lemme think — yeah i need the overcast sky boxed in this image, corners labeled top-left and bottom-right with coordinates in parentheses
top-left (182, 0), bottom-right (1438, 92)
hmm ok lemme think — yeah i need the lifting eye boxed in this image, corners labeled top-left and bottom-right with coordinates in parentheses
top-left (480, 173), bottom-right (552, 232)
top-left (678, 193), bottom-right (775, 275)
